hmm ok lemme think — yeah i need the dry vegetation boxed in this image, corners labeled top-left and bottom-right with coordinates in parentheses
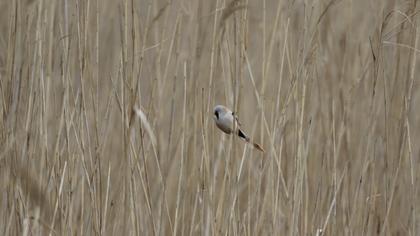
top-left (1, 0), bottom-right (420, 235)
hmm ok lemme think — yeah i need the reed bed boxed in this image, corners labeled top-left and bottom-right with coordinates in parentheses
top-left (1, 0), bottom-right (420, 235)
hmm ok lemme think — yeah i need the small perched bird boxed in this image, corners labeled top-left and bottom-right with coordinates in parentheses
top-left (213, 105), bottom-right (264, 152)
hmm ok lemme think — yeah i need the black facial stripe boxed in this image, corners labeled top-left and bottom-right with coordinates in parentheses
top-left (214, 110), bottom-right (219, 119)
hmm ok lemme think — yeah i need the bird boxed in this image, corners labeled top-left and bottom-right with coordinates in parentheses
top-left (213, 105), bottom-right (264, 152)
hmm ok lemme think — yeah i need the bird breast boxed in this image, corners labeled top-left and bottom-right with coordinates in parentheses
top-left (216, 114), bottom-right (235, 134)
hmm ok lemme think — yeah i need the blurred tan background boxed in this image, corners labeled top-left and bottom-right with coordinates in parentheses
top-left (1, 0), bottom-right (420, 235)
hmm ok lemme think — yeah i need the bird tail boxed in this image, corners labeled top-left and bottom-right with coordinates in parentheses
top-left (252, 142), bottom-right (265, 152)
top-left (237, 129), bottom-right (250, 142)
top-left (237, 129), bottom-right (264, 153)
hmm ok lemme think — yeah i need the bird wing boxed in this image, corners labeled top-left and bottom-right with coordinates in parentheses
top-left (232, 112), bottom-right (242, 126)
